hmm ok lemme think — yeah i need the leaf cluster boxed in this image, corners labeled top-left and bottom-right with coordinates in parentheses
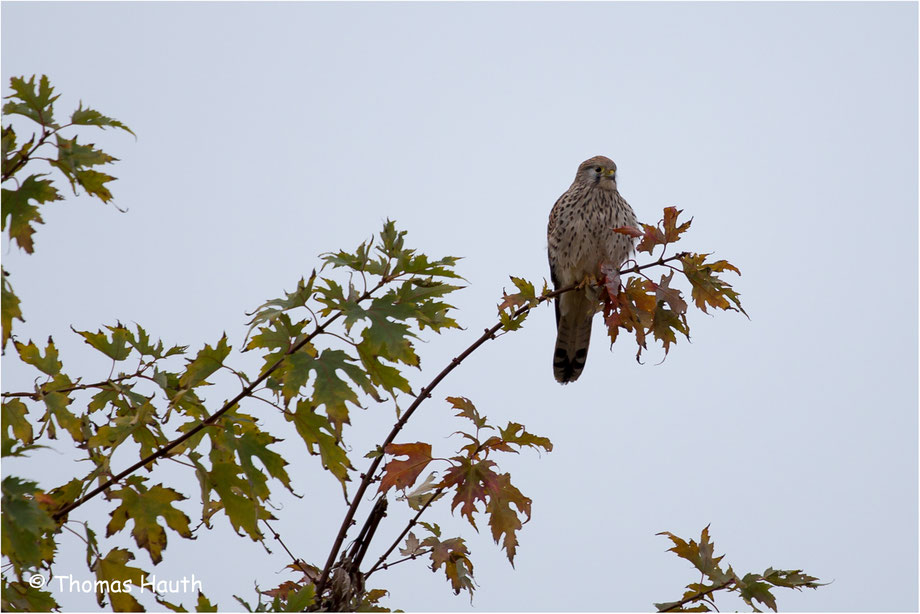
top-left (374, 396), bottom-right (552, 598)
top-left (655, 526), bottom-right (824, 612)
top-left (2, 75), bottom-right (133, 349)
top-left (2, 217), bottom-right (471, 611)
top-left (2, 323), bottom-right (293, 609)
top-left (244, 220), bottom-right (463, 493)
top-left (605, 206), bottom-right (747, 362)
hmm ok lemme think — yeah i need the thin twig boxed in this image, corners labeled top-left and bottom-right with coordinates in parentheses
top-left (2, 369), bottom-right (153, 400)
top-left (261, 519), bottom-right (314, 578)
top-left (370, 549), bottom-right (432, 573)
top-left (365, 485), bottom-right (445, 578)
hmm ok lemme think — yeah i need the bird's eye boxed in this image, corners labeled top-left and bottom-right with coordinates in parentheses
top-left (594, 166), bottom-right (602, 172)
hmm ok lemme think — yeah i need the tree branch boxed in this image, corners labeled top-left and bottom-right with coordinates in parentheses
top-left (315, 251), bottom-right (688, 596)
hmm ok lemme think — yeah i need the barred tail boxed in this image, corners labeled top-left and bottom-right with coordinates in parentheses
top-left (552, 291), bottom-right (594, 384)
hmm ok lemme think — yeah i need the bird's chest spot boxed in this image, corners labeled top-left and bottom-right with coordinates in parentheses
top-left (561, 202), bottom-right (630, 278)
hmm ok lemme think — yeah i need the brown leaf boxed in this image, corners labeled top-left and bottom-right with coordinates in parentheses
top-left (636, 207), bottom-right (693, 254)
top-left (440, 458), bottom-right (499, 528)
top-left (484, 472), bottom-right (532, 565)
top-left (399, 531), bottom-right (424, 557)
top-left (262, 580), bottom-right (302, 599)
top-left (612, 225), bottom-right (643, 238)
top-left (421, 535), bottom-right (475, 596)
top-left (680, 253), bottom-right (747, 316)
top-left (447, 396), bottom-right (488, 430)
top-left (378, 442), bottom-right (433, 494)
top-left (662, 206), bottom-right (693, 243)
top-left (654, 271), bottom-right (688, 314)
top-left (636, 223), bottom-right (667, 254)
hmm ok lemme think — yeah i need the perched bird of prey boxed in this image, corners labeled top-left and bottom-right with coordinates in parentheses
top-left (547, 156), bottom-right (638, 383)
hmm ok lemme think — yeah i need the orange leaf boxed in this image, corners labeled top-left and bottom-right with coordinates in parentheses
top-left (378, 442), bottom-right (433, 494)
top-left (612, 225), bottom-right (643, 238)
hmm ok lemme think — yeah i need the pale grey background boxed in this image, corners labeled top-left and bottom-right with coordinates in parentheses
top-left (2, 1), bottom-right (917, 611)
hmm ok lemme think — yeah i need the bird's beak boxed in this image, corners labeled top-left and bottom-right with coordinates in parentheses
top-left (603, 168), bottom-right (616, 178)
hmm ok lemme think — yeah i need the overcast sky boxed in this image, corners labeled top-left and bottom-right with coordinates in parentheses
top-left (2, 1), bottom-right (917, 612)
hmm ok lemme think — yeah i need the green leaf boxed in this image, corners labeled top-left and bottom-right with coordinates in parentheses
top-left (87, 397), bottom-right (165, 459)
top-left (357, 343), bottom-right (412, 395)
top-left (1, 174), bottom-right (60, 254)
top-left (287, 400), bottom-right (352, 492)
top-left (196, 591), bottom-right (218, 612)
top-left (447, 396), bottom-right (489, 430)
top-left (52, 133), bottom-right (115, 172)
top-left (74, 324), bottom-right (133, 361)
top-left (650, 301), bottom-right (690, 356)
top-left (92, 548), bottom-right (147, 611)
top-left (657, 525), bottom-right (728, 584)
top-left (681, 253), bottom-right (747, 316)
top-left (14, 337), bottom-right (61, 375)
top-left (245, 273), bottom-right (316, 339)
top-left (3, 75), bottom-right (60, 127)
top-left (205, 460), bottom-right (266, 540)
top-left (179, 335), bottom-right (231, 388)
top-left (282, 585), bottom-right (316, 612)
top-left (761, 567), bottom-right (824, 590)
top-left (1, 578), bottom-right (59, 612)
top-left (224, 414), bottom-right (294, 494)
top-left (284, 348), bottom-right (375, 436)
top-left (738, 573), bottom-right (778, 612)
top-left (73, 168), bottom-right (117, 203)
top-left (322, 239), bottom-right (377, 274)
top-left (70, 102), bottom-right (135, 136)
top-left (2, 399), bottom-right (34, 456)
top-left (41, 478), bottom-right (84, 522)
top-left (280, 350), bottom-right (314, 402)
top-left (1, 124), bottom-right (15, 158)
top-left (245, 311), bottom-right (307, 354)
top-left (418, 521), bottom-right (441, 538)
top-left (1, 269), bottom-right (24, 350)
top-left (106, 477), bottom-right (192, 565)
top-left (0, 477), bottom-right (57, 573)
top-left (496, 422), bottom-right (553, 454)
top-left (354, 297), bottom-right (421, 367)
top-left (128, 323), bottom-right (187, 359)
top-left (39, 374), bottom-right (86, 442)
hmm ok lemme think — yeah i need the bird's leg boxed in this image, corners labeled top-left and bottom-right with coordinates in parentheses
top-left (574, 275), bottom-right (594, 290)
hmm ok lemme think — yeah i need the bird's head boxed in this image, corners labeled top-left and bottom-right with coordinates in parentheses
top-left (576, 155), bottom-right (618, 190)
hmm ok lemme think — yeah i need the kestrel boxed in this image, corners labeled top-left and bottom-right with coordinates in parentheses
top-left (547, 156), bottom-right (638, 383)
